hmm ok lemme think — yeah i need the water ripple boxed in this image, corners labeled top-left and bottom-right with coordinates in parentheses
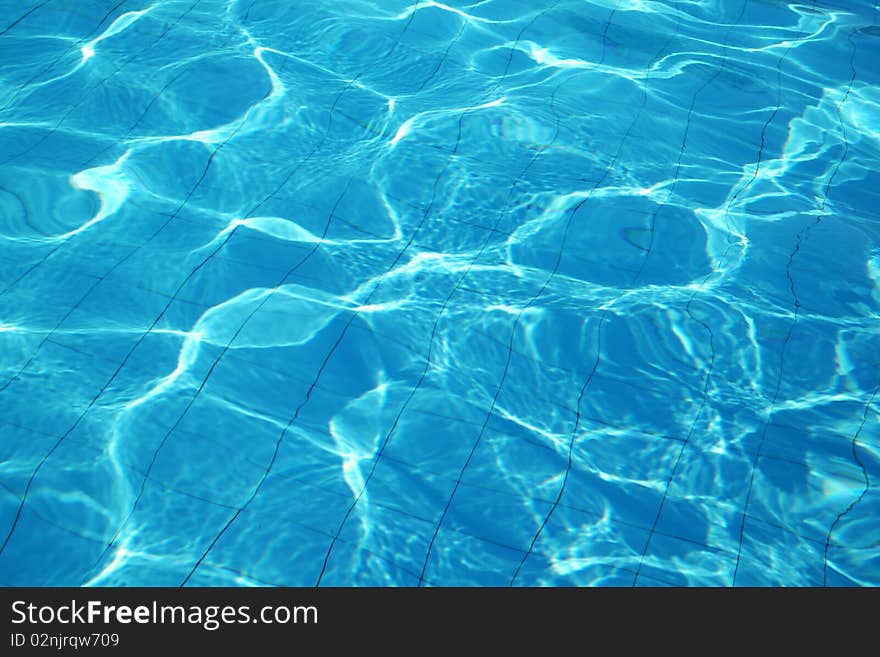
top-left (0, 0), bottom-right (877, 587)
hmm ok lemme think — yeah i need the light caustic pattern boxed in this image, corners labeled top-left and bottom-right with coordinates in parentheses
top-left (0, 0), bottom-right (878, 587)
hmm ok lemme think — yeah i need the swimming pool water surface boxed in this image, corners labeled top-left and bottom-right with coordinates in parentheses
top-left (0, 0), bottom-right (878, 587)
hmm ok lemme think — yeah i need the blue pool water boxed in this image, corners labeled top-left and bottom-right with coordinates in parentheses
top-left (0, 0), bottom-right (878, 587)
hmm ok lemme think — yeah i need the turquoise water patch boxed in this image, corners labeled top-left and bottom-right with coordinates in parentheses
top-left (0, 0), bottom-right (878, 587)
